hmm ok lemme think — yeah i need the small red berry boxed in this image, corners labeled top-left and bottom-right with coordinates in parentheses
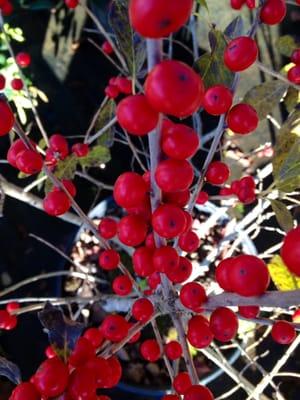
top-left (45, 345), bottom-right (56, 359)
top-left (161, 123), bottom-right (199, 160)
top-left (215, 257), bottom-right (235, 291)
top-left (69, 337), bottom-right (95, 367)
top-left (260, 0), bottom-right (286, 25)
top-left (203, 85), bottom-right (233, 116)
top-left (166, 256), bottom-right (192, 283)
top-left (43, 190), bottom-right (71, 216)
top-left (165, 341), bottom-right (182, 360)
top-left (53, 179), bottom-right (76, 197)
top-left (98, 249), bottom-right (120, 270)
top-left (140, 339), bottom-right (161, 362)
top-left (281, 227), bottom-right (300, 276)
top-left (102, 40), bottom-right (114, 55)
top-left (83, 328), bottom-right (104, 348)
top-left (115, 77), bottom-right (132, 94)
top-left (179, 230), bottom-right (200, 253)
top-left (153, 246), bottom-right (179, 273)
top-left (163, 189), bottom-right (190, 207)
top-left (239, 306), bottom-right (260, 319)
top-left (291, 49), bottom-right (300, 65)
top-left (16, 52), bottom-right (31, 68)
top-left (287, 65), bottom-right (300, 85)
top-left (271, 321), bottom-right (296, 344)
top-left (16, 149), bottom-right (43, 174)
top-left (152, 204), bottom-right (186, 239)
top-left (49, 134), bottom-right (69, 159)
top-left (155, 159), bottom-right (194, 193)
top-left (206, 161), bottom-right (230, 185)
top-left (196, 191), bottom-right (209, 205)
top-left (6, 301), bottom-right (20, 314)
top-left (11, 78), bottom-right (23, 91)
top-left (98, 217), bottom-right (117, 239)
top-left (187, 315), bottom-right (213, 349)
top-left (0, 99), bottom-right (14, 136)
top-left (227, 103), bottom-right (259, 134)
top-left (173, 372), bottom-right (192, 395)
top-left (101, 315), bottom-right (129, 342)
top-left (224, 36), bottom-right (258, 72)
top-left (72, 142), bottom-right (89, 157)
top-left (132, 298), bottom-right (154, 322)
top-left (112, 275), bottom-right (133, 296)
top-left (133, 246), bottom-right (154, 277)
top-left (114, 171), bottom-right (148, 208)
top-left (67, 366), bottom-right (96, 399)
top-left (0, 74), bottom-right (5, 90)
top-left (180, 282), bottom-right (207, 311)
top-left (105, 84), bottom-right (119, 99)
top-left (1, 1), bottom-right (13, 16)
top-left (184, 385), bottom-right (214, 400)
top-left (117, 215), bottom-right (148, 246)
top-left (209, 307), bottom-right (238, 342)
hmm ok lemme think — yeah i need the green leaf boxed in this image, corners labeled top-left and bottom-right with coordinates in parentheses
top-left (95, 99), bottom-right (116, 147)
top-left (38, 137), bottom-right (47, 150)
top-left (270, 199), bottom-right (294, 232)
top-left (78, 145), bottom-right (111, 169)
top-left (284, 87), bottom-right (300, 113)
top-left (18, 171), bottom-right (30, 179)
top-left (276, 35), bottom-right (298, 58)
top-left (268, 255), bottom-right (300, 291)
top-left (224, 16), bottom-right (244, 39)
top-left (275, 138), bottom-right (300, 192)
top-left (194, 29), bottom-right (234, 89)
top-left (243, 80), bottom-right (288, 120)
top-left (45, 155), bottom-right (78, 193)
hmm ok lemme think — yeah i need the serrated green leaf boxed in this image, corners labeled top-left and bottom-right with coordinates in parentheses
top-left (284, 87), bottom-right (300, 113)
top-left (243, 80), bottom-right (288, 120)
top-left (194, 29), bottom-right (234, 89)
top-left (224, 16), bottom-right (244, 39)
top-left (78, 145), bottom-right (111, 169)
top-left (268, 255), bottom-right (300, 291)
top-left (270, 199), bottom-right (294, 232)
top-left (276, 35), bottom-right (298, 58)
top-left (45, 155), bottom-right (77, 193)
top-left (95, 99), bottom-right (116, 147)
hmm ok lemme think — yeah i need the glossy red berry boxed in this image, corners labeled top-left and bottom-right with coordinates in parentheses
top-left (72, 142), bottom-right (89, 157)
top-left (9, 382), bottom-right (40, 400)
top-left (16, 52), bottom-right (31, 68)
top-left (98, 249), bottom-right (120, 270)
top-left (246, 0), bottom-right (255, 8)
top-left (6, 301), bottom-right (20, 314)
top-left (203, 85), bottom-right (233, 115)
top-left (105, 84), bottom-right (119, 99)
top-left (215, 257), bottom-right (235, 291)
top-left (173, 372), bottom-right (192, 395)
top-left (102, 40), bottom-right (114, 54)
top-left (45, 345), bottom-right (56, 359)
top-left (206, 161), bottom-right (230, 185)
top-left (0, 310), bottom-right (10, 329)
top-left (152, 204), bottom-right (186, 239)
top-left (230, 0), bottom-right (245, 9)
top-left (180, 282), bottom-right (207, 311)
top-left (164, 341), bottom-right (182, 361)
top-left (132, 298), bottom-right (154, 322)
top-left (115, 77), bottom-right (132, 94)
top-left (153, 246), bottom-right (179, 273)
top-left (291, 49), bottom-right (300, 65)
top-left (161, 123), bottom-right (199, 160)
top-left (133, 246), bottom-right (154, 277)
top-left (145, 60), bottom-right (205, 118)
top-left (83, 327), bottom-right (104, 348)
top-left (147, 271), bottom-right (161, 289)
top-left (228, 255), bottom-right (270, 296)
top-left (117, 94), bottom-right (159, 136)
top-left (237, 185), bottom-right (256, 204)
top-left (163, 190), bottom-right (190, 208)
top-left (196, 191), bottom-right (209, 205)
top-left (43, 190), bottom-right (71, 216)
top-left (155, 159), bottom-right (194, 193)
top-left (118, 215), bottom-right (148, 246)
top-left (4, 314), bottom-right (17, 330)
top-left (0, 74), bottom-right (5, 90)
top-left (184, 385), bottom-right (214, 400)
top-left (11, 78), bottom-right (23, 91)
top-left (271, 321), bottom-right (296, 344)
top-left (129, 0), bottom-right (193, 38)
top-left (209, 307), bottom-right (238, 342)
top-left (166, 256), bottom-right (192, 283)
top-left (187, 315), bottom-right (213, 349)
top-left (98, 218), bottom-right (117, 241)
top-left (260, 0), bottom-right (286, 25)
top-left (224, 36), bottom-right (258, 72)
top-left (69, 337), bottom-right (95, 367)
top-left (227, 103), bottom-right (259, 134)
top-left (67, 366), bottom-right (96, 399)
top-left (101, 315), bottom-right (129, 342)
top-left (114, 172), bottom-right (148, 208)
top-left (0, 99), bottom-right (14, 136)
top-left (238, 306), bottom-right (260, 319)
top-left (1, 1), bottom-right (13, 16)
top-left (49, 134), bottom-right (69, 159)
top-left (140, 339), bottom-right (161, 362)
top-left (33, 357), bottom-right (69, 397)
top-left (287, 65), bottom-right (300, 84)
top-left (15, 149), bottom-right (43, 175)
top-left (281, 227), bottom-right (300, 276)
top-left (65, 0), bottom-right (78, 8)
top-left (112, 275), bottom-right (133, 296)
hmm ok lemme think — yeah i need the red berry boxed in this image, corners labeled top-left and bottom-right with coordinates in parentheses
top-left (72, 143), bottom-right (89, 157)
top-left (98, 249), bottom-right (120, 270)
top-left (118, 215), bottom-right (148, 246)
top-left (16, 52), bottom-right (31, 68)
top-left (117, 94), bottom-right (159, 136)
top-left (166, 256), bottom-right (192, 283)
top-left (69, 337), bottom-right (95, 367)
top-left (179, 230), bottom-right (200, 253)
top-left (101, 315), bottom-right (129, 342)
top-left (0, 74), bottom-right (5, 90)
top-left (16, 149), bottom-right (43, 174)
top-left (9, 382), bottom-right (40, 400)
top-left (112, 275), bottom-right (133, 296)
top-left (153, 246), bottom-right (179, 273)
top-left (260, 0), bottom-right (286, 25)
top-left (281, 227), bottom-right (300, 276)
top-left (43, 190), bottom-right (71, 216)
top-left (145, 60), bottom-right (205, 118)
top-left (133, 246), bottom-right (154, 277)
top-left (184, 385), bottom-right (214, 400)
top-left (196, 191), bottom-right (209, 205)
top-left (227, 103), bottom-right (259, 134)
top-left (6, 301), bottom-right (20, 314)
top-left (165, 341), bottom-right (182, 360)
top-left (45, 148), bottom-right (58, 168)
top-left (209, 307), bottom-right (238, 342)
top-left (161, 123), bottom-right (199, 160)
top-left (187, 315), bottom-right (213, 349)
top-left (1, 1), bottom-right (13, 16)
top-left (86, 356), bottom-right (122, 389)
top-left (33, 357), bottom-right (69, 397)
top-left (224, 36), bottom-right (258, 72)
top-left (238, 306), bottom-right (260, 319)
top-left (215, 258), bottom-right (235, 291)
top-left (180, 282), bottom-right (207, 311)
top-left (230, 0), bottom-right (245, 9)
top-left (163, 189), bottom-right (190, 207)
top-left (140, 339), bottom-right (161, 362)
top-left (132, 298), bottom-right (154, 322)
top-left (102, 40), bottom-right (114, 55)
top-left (152, 204), bottom-right (186, 239)
top-left (45, 345), bottom-right (56, 359)
top-left (145, 232), bottom-right (156, 249)
top-left (287, 65), bottom-right (300, 84)
top-left (237, 186), bottom-right (256, 204)
top-left (53, 179), bottom-right (76, 197)
top-left (83, 328), bottom-right (104, 348)
top-left (4, 314), bottom-right (17, 330)
top-left (0, 99), bottom-right (14, 136)
top-left (147, 271), bottom-right (161, 289)
top-left (271, 321), bottom-right (296, 344)
top-left (67, 366), bottom-right (96, 399)
top-left (115, 77), bottom-right (132, 94)
top-left (173, 372), bottom-right (192, 395)
top-left (291, 49), bottom-right (300, 65)
top-left (155, 159), bottom-right (194, 193)
top-left (129, 0), bottom-right (193, 38)
top-left (105, 84), bottom-right (119, 99)
top-left (206, 161), bottom-right (230, 185)
top-left (49, 134), bottom-right (69, 159)
top-left (0, 309), bottom-right (11, 329)
top-left (114, 172), bottom-right (148, 208)
top-left (203, 85), bottom-right (233, 116)
top-left (11, 78), bottom-right (23, 91)
top-left (228, 255), bottom-right (270, 296)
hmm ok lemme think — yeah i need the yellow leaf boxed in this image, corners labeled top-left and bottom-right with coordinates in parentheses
top-left (268, 255), bottom-right (300, 291)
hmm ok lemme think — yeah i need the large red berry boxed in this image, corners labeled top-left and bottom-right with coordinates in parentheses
top-left (153, 246), bottom-right (179, 273)
top-left (9, 382), bottom-right (40, 400)
top-left (228, 255), bottom-right (270, 296)
top-left (166, 256), bottom-right (192, 283)
top-left (33, 357), bottom-right (69, 397)
top-left (161, 123), bottom-right (199, 160)
top-left (129, 0), bottom-right (193, 38)
top-left (140, 339), bottom-right (161, 362)
top-left (152, 204), bottom-right (186, 239)
top-left (203, 85), bottom-right (233, 116)
top-left (187, 315), bottom-right (213, 349)
top-left (15, 149), bottom-right (43, 174)
top-left (133, 246), bottom-right (154, 277)
top-left (224, 36), bottom-right (258, 72)
top-left (132, 298), bottom-right (154, 322)
top-left (118, 215), bottom-right (148, 246)
top-left (101, 315), bottom-right (129, 342)
top-left (209, 307), bottom-right (238, 342)
top-left (16, 52), bottom-right (31, 68)
top-left (49, 134), bottom-right (69, 159)
top-left (238, 306), bottom-right (260, 319)
top-left (67, 366), bottom-right (96, 400)
top-left (117, 94), bottom-right (159, 136)
top-left (180, 282), bottom-right (207, 311)
top-left (287, 65), bottom-right (300, 84)
top-left (227, 103), bottom-right (259, 134)
top-left (260, 0), bottom-right (286, 25)
top-left (206, 161), bottom-right (230, 185)
top-left (145, 60), bottom-right (205, 118)
top-left (98, 249), bottom-right (120, 270)
top-left (281, 227), bottom-right (300, 276)
top-left (83, 327), bottom-right (104, 348)
top-left (0, 99), bottom-right (14, 136)
top-left (114, 172), bottom-right (148, 208)
top-left (173, 372), bottom-right (192, 395)
top-left (7, 139), bottom-right (34, 168)
top-left (184, 385), bottom-right (214, 400)
top-left (271, 321), bottom-right (296, 344)
top-left (155, 159), bottom-right (194, 192)
top-left (215, 258), bottom-right (235, 291)
top-left (112, 275), bottom-right (133, 296)
top-left (165, 341), bottom-right (182, 360)
top-left (43, 190), bottom-right (71, 216)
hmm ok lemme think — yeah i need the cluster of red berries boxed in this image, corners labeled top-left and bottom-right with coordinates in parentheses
top-left (228, 175), bottom-right (256, 204)
top-left (231, 0), bottom-right (287, 26)
top-left (105, 76), bottom-right (132, 99)
top-left (288, 48), bottom-right (300, 85)
top-left (0, 301), bottom-right (19, 331)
